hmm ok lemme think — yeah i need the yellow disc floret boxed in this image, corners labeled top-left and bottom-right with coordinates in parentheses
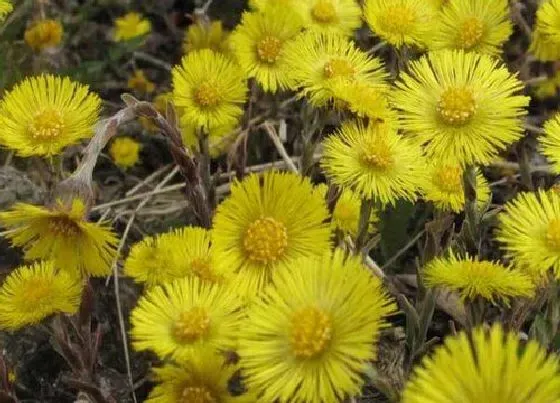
top-left (28, 108), bottom-right (65, 139)
top-left (437, 87), bottom-right (477, 126)
top-left (311, 0), bottom-right (338, 24)
top-left (244, 217), bottom-right (288, 264)
top-left (324, 58), bottom-right (355, 79)
top-left (291, 306), bottom-right (332, 358)
top-left (194, 82), bottom-right (221, 108)
top-left (458, 17), bottom-right (484, 49)
top-left (256, 35), bottom-right (283, 63)
top-left (180, 386), bottom-right (216, 403)
top-left (173, 307), bottom-right (211, 344)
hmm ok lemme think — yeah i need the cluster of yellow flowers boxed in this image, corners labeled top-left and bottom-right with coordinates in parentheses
top-left (3, 0), bottom-right (560, 401)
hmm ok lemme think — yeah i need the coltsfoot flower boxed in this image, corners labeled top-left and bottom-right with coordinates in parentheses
top-left (0, 75), bottom-right (101, 157)
top-left (393, 50), bottom-right (529, 166)
top-left (238, 251), bottom-right (396, 402)
top-left (24, 19), bottom-right (63, 52)
top-left (530, 0), bottom-right (560, 62)
top-left (212, 171), bottom-right (331, 296)
top-left (109, 137), bottom-right (141, 169)
top-left (130, 276), bottom-right (243, 361)
top-left (0, 261), bottom-right (82, 331)
top-left (403, 325), bottom-right (560, 402)
top-left (497, 190), bottom-right (560, 278)
top-left (0, 199), bottom-right (117, 277)
top-left (113, 12), bottom-right (151, 42)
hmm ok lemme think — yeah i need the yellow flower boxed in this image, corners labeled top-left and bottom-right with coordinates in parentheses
top-left (497, 190), bottom-right (560, 278)
top-left (249, 0), bottom-right (361, 36)
top-left (0, 75), bottom-right (101, 157)
top-left (403, 325), bottom-right (560, 403)
top-left (422, 163), bottom-right (490, 213)
top-left (364, 0), bottom-right (435, 48)
top-left (230, 5), bottom-right (303, 93)
top-left (24, 19), bottom-right (63, 52)
top-left (316, 184), bottom-right (378, 237)
top-left (130, 276), bottom-right (243, 361)
top-left (423, 253), bottom-right (535, 304)
top-left (0, 261), bottom-right (82, 331)
top-left (183, 20), bottom-right (231, 55)
top-left (392, 50), bottom-right (529, 166)
top-left (0, 0), bottom-right (12, 21)
top-left (321, 120), bottom-right (427, 205)
top-left (212, 171), bottom-right (331, 296)
top-left (429, 0), bottom-right (512, 55)
top-left (114, 12), bottom-right (151, 42)
top-left (146, 354), bottom-right (240, 403)
top-left (284, 32), bottom-right (389, 106)
top-left (0, 199), bottom-right (118, 277)
top-left (181, 122), bottom-right (237, 158)
top-left (541, 113), bottom-right (560, 174)
top-left (127, 69), bottom-right (155, 94)
top-left (325, 79), bottom-right (397, 124)
top-left (172, 49), bottom-right (247, 130)
top-left (238, 251), bottom-right (396, 403)
top-left (124, 227), bottom-right (231, 288)
top-left (530, 0), bottom-right (560, 62)
top-left (109, 137), bottom-right (141, 169)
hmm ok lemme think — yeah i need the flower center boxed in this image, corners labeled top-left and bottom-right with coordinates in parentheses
top-left (173, 307), bottom-right (211, 343)
top-left (194, 82), bottom-right (220, 108)
top-left (324, 58), bottom-right (355, 79)
top-left (257, 35), bottom-right (282, 64)
top-left (458, 17), bottom-right (484, 49)
top-left (180, 386), bottom-right (216, 403)
top-left (437, 87), bottom-right (477, 126)
top-left (433, 166), bottom-right (462, 194)
top-left (48, 217), bottom-right (81, 237)
top-left (546, 218), bottom-right (560, 251)
top-left (22, 279), bottom-right (54, 308)
top-left (243, 217), bottom-right (288, 264)
top-left (29, 108), bottom-right (65, 139)
top-left (290, 306), bottom-right (332, 358)
top-left (380, 6), bottom-right (416, 36)
top-left (360, 137), bottom-right (394, 170)
top-left (311, 0), bottom-right (337, 23)
top-left (190, 257), bottom-right (214, 282)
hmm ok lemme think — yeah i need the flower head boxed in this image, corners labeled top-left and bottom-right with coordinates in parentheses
top-left (130, 276), bottom-right (243, 361)
top-left (212, 171), bottom-right (331, 296)
top-left (114, 12), bottom-right (151, 42)
top-left (127, 69), bottom-right (155, 94)
top-left (284, 32), bottom-right (388, 106)
top-left (321, 120), bottom-right (426, 205)
top-left (230, 5), bottom-right (303, 92)
top-left (238, 251), bottom-right (396, 403)
top-left (172, 49), bottom-right (247, 130)
top-left (392, 50), bottom-right (529, 166)
top-left (530, 0), bottom-right (560, 62)
top-left (430, 0), bottom-right (511, 55)
top-left (24, 19), bottom-right (63, 52)
top-left (424, 253), bottom-right (535, 304)
top-left (533, 73), bottom-right (560, 100)
top-left (497, 190), bottom-right (560, 278)
top-left (364, 0), bottom-right (435, 48)
top-left (184, 20), bottom-right (231, 55)
top-left (403, 325), bottom-right (560, 403)
top-left (146, 354), bottom-right (240, 403)
top-left (0, 261), bottom-right (82, 331)
top-left (541, 113), bottom-right (560, 174)
top-left (125, 227), bottom-right (231, 288)
top-left (0, 75), bottom-right (101, 157)
top-left (109, 137), bottom-right (141, 169)
top-left (422, 163), bottom-right (490, 213)
top-left (0, 0), bottom-right (12, 21)
top-left (0, 199), bottom-right (118, 277)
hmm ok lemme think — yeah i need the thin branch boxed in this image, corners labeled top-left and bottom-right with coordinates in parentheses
top-left (262, 122), bottom-right (298, 173)
top-left (133, 51), bottom-right (172, 72)
top-left (381, 229), bottom-right (426, 270)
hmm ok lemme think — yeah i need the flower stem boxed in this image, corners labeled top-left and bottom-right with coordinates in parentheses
top-left (462, 165), bottom-right (479, 253)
